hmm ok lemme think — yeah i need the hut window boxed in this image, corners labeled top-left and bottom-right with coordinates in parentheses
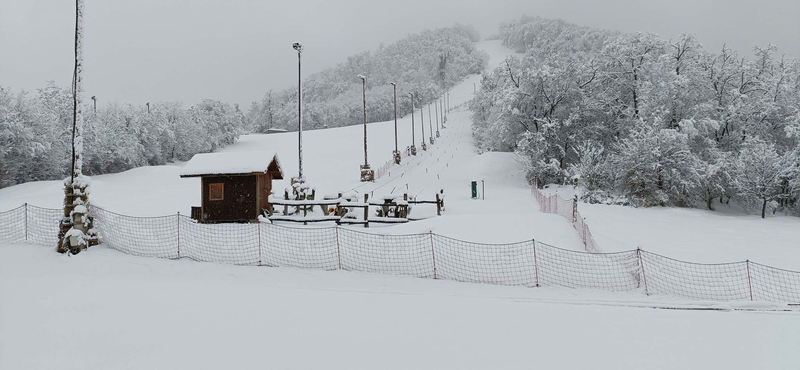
top-left (209, 183), bottom-right (224, 201)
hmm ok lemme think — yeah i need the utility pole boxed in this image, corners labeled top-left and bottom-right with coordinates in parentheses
top-left (408, 93), bottom-right (417, 156)
top-left (434, 96), bottom-right (440, 137)
top-left (441, 98), bottom-right (446, 128)
top-left (91, 95), bottom-right (97, 113)
top-left (420, 100), bottom-right (426, 151)
top-left (292, 42), bottom-right (304, 183)
top-left (428, 104), bottom-right (433, 144)
top-left (60, 0), bottom-right (90, 255)
top-left (390, 82), bottom-right (400, 164)
top-left (358, 75), bottom-right (373, 181)
top-left (146, 102), bottom-right (150, 114)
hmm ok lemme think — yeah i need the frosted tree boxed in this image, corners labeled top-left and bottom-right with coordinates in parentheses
top-left (732, 138), bottom-right (789, 218)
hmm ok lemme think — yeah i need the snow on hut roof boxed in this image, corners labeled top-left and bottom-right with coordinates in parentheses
top-left (180, 151), bottom-right (283, 179)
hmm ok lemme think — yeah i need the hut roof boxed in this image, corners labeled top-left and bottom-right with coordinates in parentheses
top-left (180, 151), bottom-right (283, 179)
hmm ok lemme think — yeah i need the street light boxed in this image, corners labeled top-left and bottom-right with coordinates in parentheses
top-left (408, 92), bottom-right (417, 156)
top-left (420, 99), bottom-right (427, 151)
top-left (390, 82), bottom-right (400, 164)
top-left (292, 42), bottom-right (304, 184)
top-left (434, 97), bottom-right (440, 137)
top-left (428, 104), bottom-right (434, 145)
top-left (358, 75), bottom-right (373, 182)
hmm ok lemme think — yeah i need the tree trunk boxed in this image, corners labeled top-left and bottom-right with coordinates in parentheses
top-left (761, 197), bottom-right (766, 219)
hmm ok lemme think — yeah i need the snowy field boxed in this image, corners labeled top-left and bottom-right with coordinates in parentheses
top-left (1, 39), bottom-right (800, 266)
top-left (2, 39), bottom-right (800, 370)
top-left (2, 242), bottom-right (799, 370)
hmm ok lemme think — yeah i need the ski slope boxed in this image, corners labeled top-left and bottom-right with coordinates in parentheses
top-left (2, 242), bottom-right (798, 370)
top-left (0, 40), bottom-right (583, 249)
top-left (2, 39), bottom-right (800, 370)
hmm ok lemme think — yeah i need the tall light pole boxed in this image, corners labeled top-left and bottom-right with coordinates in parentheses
top-left (428, 104), bottom-right (434, 144)
top-left (434, 97), bottom-right (440, 137)
top-left (441, 97), bottom-right (446, 128)
top-left (390, 82), bottom-right (400, 164)
top-left (420, 100), bottom-right (426, 151)
top-left (408, 93), bottom-right (417, 156)
top-left (292, 42), bottom-right (304, 183)
top-left (358, 75), bottom-right (373, 181)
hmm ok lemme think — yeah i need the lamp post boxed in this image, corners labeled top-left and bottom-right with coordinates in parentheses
top-left (292, 42), bottom-right (304, 184)
top-left (390, 82), bottom-right (400, 164)
top-left (441, 97), bottom-right (446, 128)
top-left (434, 97), bottom-right (440, 137)
top-left (420, 100), bottom-right (427, 151)
top-left (428, 104), bottom-right (434, 144)
top-left (408, 93), bottom-right (417, 156)
top-left (358, 75), bottom-right (373, 181)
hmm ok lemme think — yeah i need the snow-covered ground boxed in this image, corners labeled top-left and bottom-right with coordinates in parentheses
top-left (2, 242), bottom-right (798, 370)
top-left (0, 40), bottom-right (583, 250)
top-left (540, 184), bottom-right (800, 270)
top-left (2, 38), bottom-right (800, 370)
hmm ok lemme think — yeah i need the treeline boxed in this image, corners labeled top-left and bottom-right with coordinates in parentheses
top-left (248, 24), bottom-right (488, 132)
top-left (0, 82), bottom-right (245, 188)
top-left (471, 16), bottom-right (800, 217)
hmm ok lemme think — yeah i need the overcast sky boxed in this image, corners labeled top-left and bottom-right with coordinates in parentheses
top-left (1, 0), bottom-right (798, 107)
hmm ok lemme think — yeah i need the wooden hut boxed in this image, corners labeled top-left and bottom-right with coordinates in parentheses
top-left (180, 151), bottom-right (283, 223)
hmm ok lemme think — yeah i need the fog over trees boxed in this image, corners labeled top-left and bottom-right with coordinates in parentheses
top-left (247, 24), bottom-right (486, 133)
top-left (471, 17), bottom-right (799, 217)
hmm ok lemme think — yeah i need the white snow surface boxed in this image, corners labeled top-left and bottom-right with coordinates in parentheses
top-left (2, 242), bottom-right (799, 370)
top-left (1, 39), bottom-right (799, 267)
top-left (180, 150), bottom-right (281, 177)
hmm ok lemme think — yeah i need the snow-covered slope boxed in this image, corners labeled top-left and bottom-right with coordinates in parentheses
top-left (0, 40), bottom-right (585, 249)
top-left (2, 242), bottom-right (798, 370)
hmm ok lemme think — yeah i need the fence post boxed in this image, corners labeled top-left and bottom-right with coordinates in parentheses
top-left (532, 239), bottom-right (540, 287)
top-left (176, 212), bottom-right (181, 259)
top-left (746, 260), bottom-right (754, 301)
top-left (572, 195), bottom-right (577, 224)
top-left (257, 222), bottom-right (262, 266)
top-left (363, 193), bottom-right (369, 228)
top-left (24, 203), bottom-right (28, 242)
top-left (429, 232), bottom-right (437, 279)
top-left (637, 248), bottom-right (649, 295)
top-left (336, 227), bottom-right (342, 270)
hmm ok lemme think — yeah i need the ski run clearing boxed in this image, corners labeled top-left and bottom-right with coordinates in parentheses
top-left (2, 40), bottom-right (800, 369)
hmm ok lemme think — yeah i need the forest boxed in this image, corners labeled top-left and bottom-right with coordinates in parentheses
top-left (471, 16), bottom-right (800, 217)
top-left (247, 24), bottom-right (487, 132)
top-left (0, 24), bottom-right (486, 189)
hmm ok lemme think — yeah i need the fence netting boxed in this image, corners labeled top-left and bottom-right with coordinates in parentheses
top-left (531, 179), bottom-right (602, 253)
top-left (0, 205), bottom-right (26, 244)
top-left (2, 203), bottom-right (799, 304)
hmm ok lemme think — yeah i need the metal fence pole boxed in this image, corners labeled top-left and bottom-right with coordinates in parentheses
top-left (336, 227), bottom-right (342, 270)
top-left (258, 222), bottom-right (262, 266)
top-left (429, 232), bottom-right (437, 279)
top-left (532, 239), bottom-right (540, 287)
top-left (746, 260), bottom-right (754, 301)
top-left (637, 248), bottom-right (649, 295)
top-left (176, 212), bottom-right (181, 259)
top-left (24, 203), bottom-right (28, 241)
